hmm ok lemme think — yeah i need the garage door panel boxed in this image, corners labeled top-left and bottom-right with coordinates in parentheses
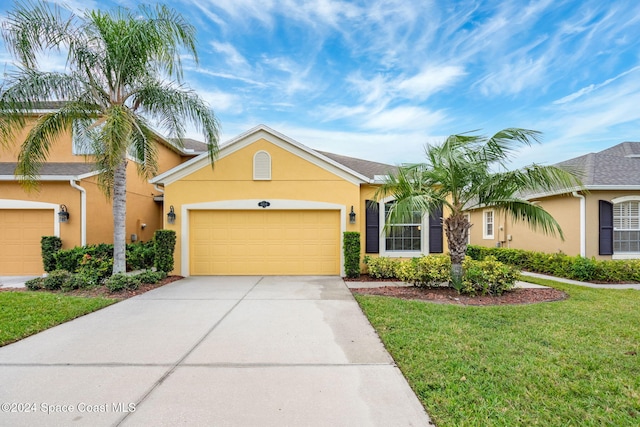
top-left (190, 210), bottom-right (340, 275)
top-left (0, 209), bottom-right (53, 275)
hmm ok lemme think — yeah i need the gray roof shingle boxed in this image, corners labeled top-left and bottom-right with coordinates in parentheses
top-left (556, 141), bottom-right (640, 186)
top-left (0, 162), bottom-right (98, 177)
top-left (315, 150), bottom-right (397, 180)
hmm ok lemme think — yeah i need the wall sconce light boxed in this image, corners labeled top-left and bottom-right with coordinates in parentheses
top-left (349, 206), bottom-right (356, 224)
top-left (141, 223), bottom-right (147, 230)
top-left (58, 204), bottom-right (70, 223)
top-left (167, 205), bottom-right (176, 225)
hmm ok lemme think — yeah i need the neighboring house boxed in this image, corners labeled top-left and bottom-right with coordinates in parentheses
top-left (467, 142), bottom-right (640, 260)
top-left (0, 109), bottom-right (203, 275)
top-left (151, 125), bottom-right (445, 276)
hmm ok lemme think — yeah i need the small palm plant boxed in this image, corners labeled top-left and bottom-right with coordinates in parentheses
top-left (375, 128), bottom-right (583, 282)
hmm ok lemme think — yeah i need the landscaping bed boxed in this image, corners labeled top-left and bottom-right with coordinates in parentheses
top-left (0, 275), bottom-right (183, 300)
top-left (351, 285), bottom-right (567, 305)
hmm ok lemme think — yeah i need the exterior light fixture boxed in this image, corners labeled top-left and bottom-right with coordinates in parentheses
top-left (349, 206), bottom-right (356, 224)
top-left (58, 204), bottom-right (70, 223)
top-left (167, 205), bottom-right (176, 225)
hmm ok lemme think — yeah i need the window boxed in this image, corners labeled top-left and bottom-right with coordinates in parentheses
top-left (384, 202), bottom-right (422, 252)
top-left (253, 151), bottom-right (271, 180)
top-left (613, 201), bottom-right (640, 253)
top-left (483, 210), bottom-right (494, 239)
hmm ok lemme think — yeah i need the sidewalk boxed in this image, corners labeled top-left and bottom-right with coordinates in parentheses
top-left (520, 271), bottom-right (640, 290)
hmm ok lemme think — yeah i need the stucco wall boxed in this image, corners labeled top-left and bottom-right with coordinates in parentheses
top-left (163, 138), bottom-right (362, 275)
top-left (467, 194), bottom-right (581, 255)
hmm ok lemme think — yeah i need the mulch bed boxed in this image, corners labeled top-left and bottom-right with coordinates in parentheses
top-left (350, 286), bottom-right (567, 306)
top-left (0, 276), bottom-right (183, 300)
top-left (346, 275), bottom-right (567, 306)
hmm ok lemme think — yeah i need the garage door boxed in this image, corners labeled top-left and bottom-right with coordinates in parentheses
top-left (0, 209), bottom-right (54, 275)
top-left (190, 210), bottom-right (341, 275)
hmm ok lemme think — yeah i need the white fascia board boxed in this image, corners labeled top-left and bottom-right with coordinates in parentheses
top-left (150, 124), bottom-right (370, 186)
top-left (0, 175), bottom-right (78, 181)
top-left (0, 170), bottom-right (100, 182)
top-left (523, 185), bottom-right (640, 201)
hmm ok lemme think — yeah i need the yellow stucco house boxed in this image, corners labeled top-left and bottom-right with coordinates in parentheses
top-left (0, 109), bottom-right (202, 275)
top-left (466, 142), bottom-right (640, 260)
top-left (151, 125), bottom-right (445, 277)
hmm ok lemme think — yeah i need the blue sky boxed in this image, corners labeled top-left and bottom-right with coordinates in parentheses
top-left (2, 0), bottom-right (640, 168)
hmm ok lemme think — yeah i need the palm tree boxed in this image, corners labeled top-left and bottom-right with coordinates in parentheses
top-left (0, 2), bottom-right (219, 274)
top-left (375, 129), bottom-right (582, 282)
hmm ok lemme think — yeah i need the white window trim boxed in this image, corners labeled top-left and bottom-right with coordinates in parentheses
top-left (253, 150), bottom-right (272, 180)
top-left (379, 197), bottom-right (427, 258)
top-left (612, 253), bottom-right (640, 260)
top-left (612, 196), bottom-right (640, 255)
top-left (483, 209), bottom-right (494, 240)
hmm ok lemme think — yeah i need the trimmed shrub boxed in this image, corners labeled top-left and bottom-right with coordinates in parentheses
top-left (154, 230), bottom-right (176, 273)
top-left (75, 253), bottom-right (113, 287)
top-left (43, 270), bottom-right (72, 290)
top-left (461, 256), bottom-right (520, 296)
top-left (364, 256), bottom-right (399, 279)
top-left (54, 244), bottom-right (114, 273)
top-left (104, 273), bottom-right (141, 292)
top-left (466, 245), bottom-right (640, 283)
top-left (25, 277), bottom-right (45, 291)
top-left (41, 236), bottom-right (62, 272)
top-left (343, 232), bottom-right (361, 278)
top-left (135, 270), bottom-right (167, 284)
top-left (412, 255), bottom-right (452, 288)
top-left (126, 241), bottom-right (155, 271)
top-left (61, 274), bottom-right (90, 292)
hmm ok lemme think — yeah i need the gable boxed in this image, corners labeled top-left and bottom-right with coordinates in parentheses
top-left (184, 137), bottom-right (353, 183)
top-left (151, 126), bottom-right (371, 186)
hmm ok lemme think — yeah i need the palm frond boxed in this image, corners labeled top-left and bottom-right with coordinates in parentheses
top-left (494, 199), bottom-right (565, 240)
top-left (2, 0), bottom-right (78, 69)
top-left (131, 79), bottom-right (220, 163)
top-left (15, 103), bottom-right (93, 189)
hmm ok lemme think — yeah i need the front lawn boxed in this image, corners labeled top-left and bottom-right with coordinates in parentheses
top-left (0, 292), bottom-right (116, 347)
top-left (355, 278), bottom-right (640, 426)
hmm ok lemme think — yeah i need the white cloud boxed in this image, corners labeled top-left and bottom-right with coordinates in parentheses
top-left (553, 66), bottom-right (640, 105)
top-left (396, 66), bottom-right (466, 100)
top-left (361, 106), bottom-right (447, 132)
top-left (477, 57), bottom-right (547, 96)
top-left (211, 41), bottom-right (251, 70)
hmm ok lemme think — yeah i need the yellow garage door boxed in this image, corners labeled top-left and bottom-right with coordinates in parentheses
top-left (0, 209), bottom-right (54, 275)
top-left (190, 210), bottom-right (340, 275)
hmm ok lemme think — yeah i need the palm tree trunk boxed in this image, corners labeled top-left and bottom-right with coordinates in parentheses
top-left (444, 213), bottom-right (471, 282)
top-left (112, 158), bottom-right (127, 274)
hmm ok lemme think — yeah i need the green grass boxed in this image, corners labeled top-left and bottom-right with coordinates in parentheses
top-left (355, 278), bottom-right (640, 427)
top-left (0, 292), bottom-right (116, 347)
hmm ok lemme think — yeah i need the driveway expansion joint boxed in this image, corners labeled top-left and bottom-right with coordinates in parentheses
top-left (113, 276), bottom-right (265, 426)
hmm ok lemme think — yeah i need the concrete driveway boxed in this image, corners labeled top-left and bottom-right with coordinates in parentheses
top-left (0, 276), bottom-right (433, 426)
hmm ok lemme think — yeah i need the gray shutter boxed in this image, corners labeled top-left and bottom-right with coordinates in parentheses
top-left (599, 200), bottom-right (613, 255)
top-left (428, 204), bottom-right (443, 253)
top-left (365, 200), bottom-right (379, 253)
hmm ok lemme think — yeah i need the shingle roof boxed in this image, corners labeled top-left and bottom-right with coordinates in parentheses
top-left (556, 141), bottom-right (640, 186)
top-left (0, 162), bottom-right (98, 177)
top-left (315, 150), bottom-right (397, 180)
top-left (169, 138), bottom-right (208, 154)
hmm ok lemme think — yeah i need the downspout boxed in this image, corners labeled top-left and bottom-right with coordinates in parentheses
top-left (70, 180), bottom-right (87, 246)
top-left (572, 191), bottom-right (586, 257)
top-left (153, 184), bottom-right (164, 194)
